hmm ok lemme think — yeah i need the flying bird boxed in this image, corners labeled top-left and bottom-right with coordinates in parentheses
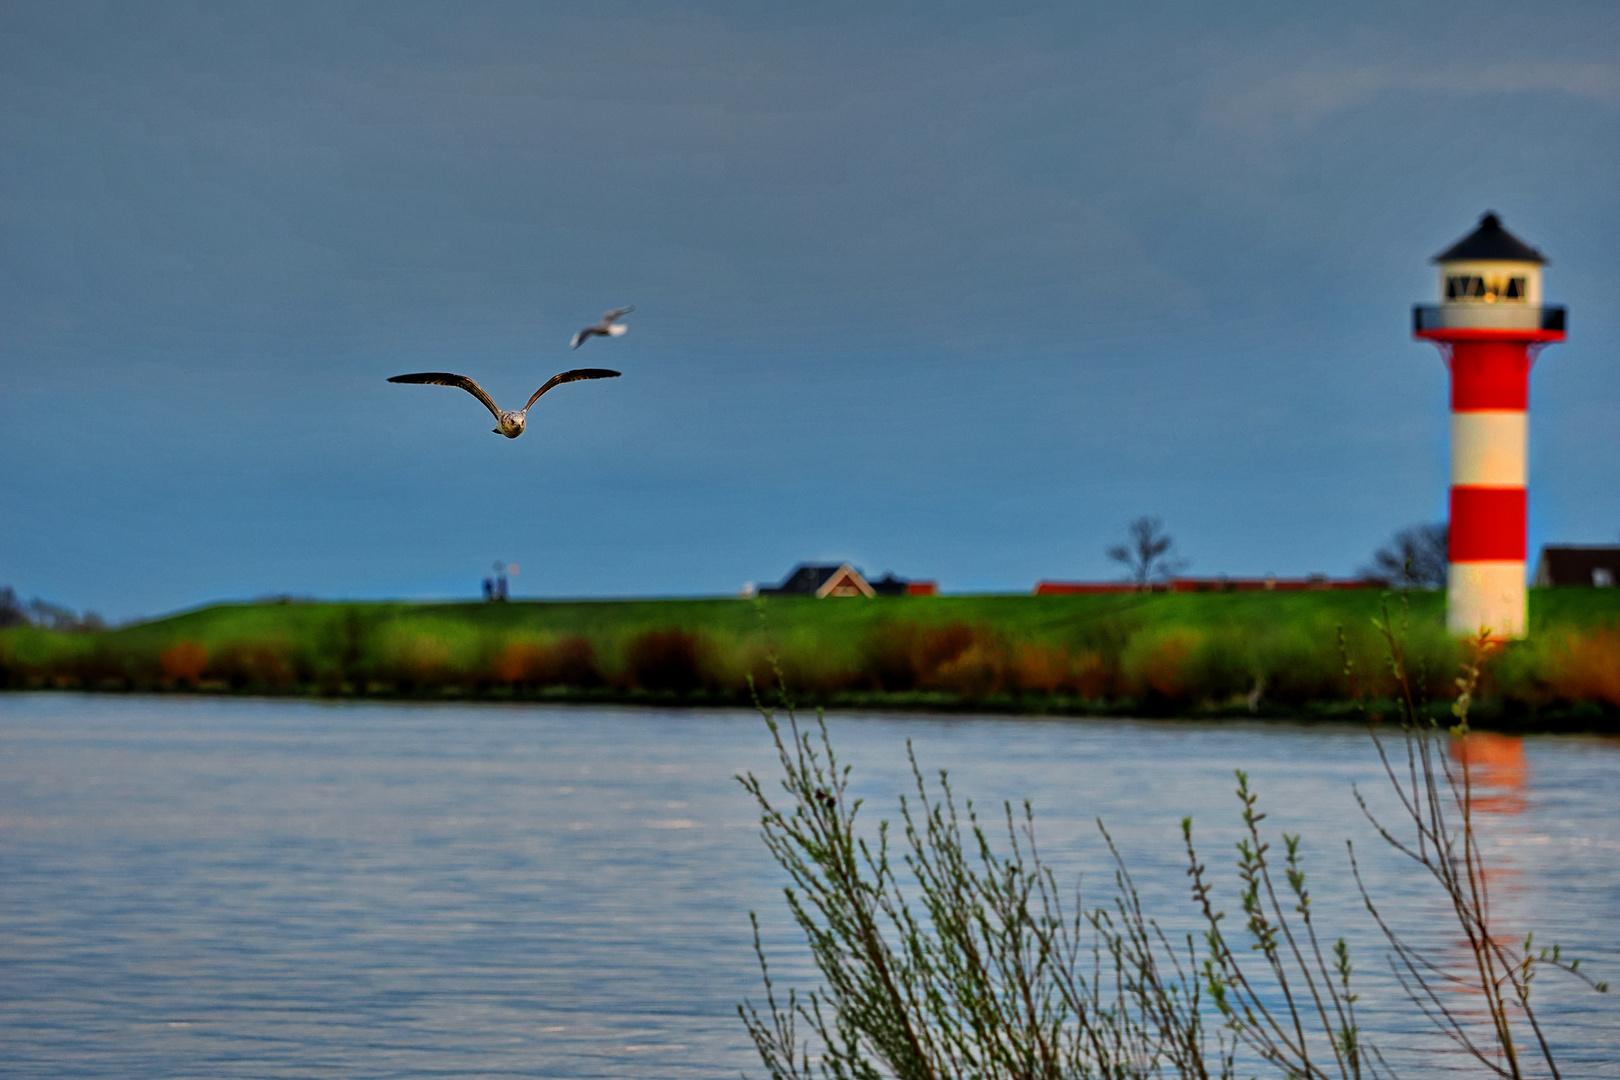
top-left (388, 368), bottom-right (620, 438)
top-left (570, 306), bottom-right (633, 349)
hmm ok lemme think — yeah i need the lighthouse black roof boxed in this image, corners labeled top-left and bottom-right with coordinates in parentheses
top-left (1432, 212), bottom-right (1547, 265)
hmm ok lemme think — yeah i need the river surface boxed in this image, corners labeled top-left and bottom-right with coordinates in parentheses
top-left (1, 693), bottom-right (1616, 1078)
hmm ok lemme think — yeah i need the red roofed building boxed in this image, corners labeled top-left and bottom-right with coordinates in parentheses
top-left (1035, 575), bottom-right (1378, 595)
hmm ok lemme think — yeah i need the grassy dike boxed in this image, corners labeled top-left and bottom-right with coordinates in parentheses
top-left (2, 589), bottom-right (1617, 727)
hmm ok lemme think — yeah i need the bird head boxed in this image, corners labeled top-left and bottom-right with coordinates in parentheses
top-left (494, 412), bottom-right (526, 438)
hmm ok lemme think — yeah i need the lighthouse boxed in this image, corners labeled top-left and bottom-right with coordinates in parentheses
top-left (1413, 212), bottom-right (1565, 639)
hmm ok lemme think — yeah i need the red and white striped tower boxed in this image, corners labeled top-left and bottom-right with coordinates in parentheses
top-left (1413, 212), bottom-right (1565, 639)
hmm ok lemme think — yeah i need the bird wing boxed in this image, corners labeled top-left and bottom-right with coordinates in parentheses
top-left (602, 306), bottom-right (633, 322)
top-left (523, 368), bottom-right (621, 411)
top-left (569, 329), bottom-right (587, 348)
top-left (388, 372), bottom-right (504, 421)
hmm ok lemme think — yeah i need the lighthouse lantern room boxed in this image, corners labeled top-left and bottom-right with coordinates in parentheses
top-left (1413, 212), bottom-right (1565, 639)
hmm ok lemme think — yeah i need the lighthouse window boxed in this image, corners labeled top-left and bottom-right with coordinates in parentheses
top-left (1445, 275), bottom-right (1528, 301)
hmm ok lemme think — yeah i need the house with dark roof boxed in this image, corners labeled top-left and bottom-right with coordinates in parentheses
top-left (1533, 546), bottom-right (1620, 588)
top-left (754, 564), bottom-right (939, 598)
top-left (757, 563), bottom-right (874, 598)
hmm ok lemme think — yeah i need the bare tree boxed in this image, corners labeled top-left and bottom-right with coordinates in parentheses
top-left (0, 587), bottom-right (103, 632)
top-left (1362, 523), bottom-right (1447, 589)
top-left (1108, 516), bottom-right (1188, 588)
top-left (0, 587), bottom-right (26, 628)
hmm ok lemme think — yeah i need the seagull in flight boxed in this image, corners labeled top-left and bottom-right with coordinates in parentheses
top-left (570, 306), bottom-right (633, 349)
top-left (388, 368), bottom-right (620, 438)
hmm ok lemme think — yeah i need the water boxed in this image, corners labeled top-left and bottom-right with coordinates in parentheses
top-left (1, 694), bottom-right (1616, 1078)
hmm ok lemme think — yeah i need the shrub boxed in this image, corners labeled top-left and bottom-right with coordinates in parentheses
top-left (771, 647), bottom-right (851, 698)
top-left (491, 634), bottom-right (602, 689)
top-left (858, 623), bottom-right (924, 692)
top-left (623, 628), bottom-right (708, 693)
top-left (859, 621), bottom-right (978, 692)
top-left (1546, 627), bottom-right (1620, 706)
top-left (48, 640), bottom-right (143, 688)
top-left (550, 635), bottom-right (603, 688)
top-left (1121, 626), bottom-right (1202, 706)
top-left (1253, 628), bottom-right (1345, 708)
top-left (1005, 640), bottom-right (1072, 694)
top-left (1068, 649), bottom-right (1115, 699)
top-left (931, 638), bottom-right (1007, 698)
top-left (160, 641), bottom-right (208, 685)
top-left (311, 607), bottom-right (371, 691)
top-left (206, 641), bottom-right (300, 690)
top-left (492, 638), bottom-right (553, 685)
top-left (374, 631), bottom-right (459, 691)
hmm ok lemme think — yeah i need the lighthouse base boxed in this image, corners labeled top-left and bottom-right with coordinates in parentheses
top-left (1448, 561), bottom-right (1526, 639)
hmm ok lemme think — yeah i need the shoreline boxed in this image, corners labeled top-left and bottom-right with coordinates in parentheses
top-left (5, 682), bottom-right (1614, 734)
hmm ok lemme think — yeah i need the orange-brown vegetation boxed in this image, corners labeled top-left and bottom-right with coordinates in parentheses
top-left (1545, 627), bottom-right (1620, 706)
top-left (378, 633), bottom-right (456, 691)
top-left (1121, 627), bottom-right (1200, 705)
top-left (492, 635), bottom-right (601, 689)
top-left (206, 641), bottom-right (300, 690)
top-left (160, 641), bottom-right (208, 684)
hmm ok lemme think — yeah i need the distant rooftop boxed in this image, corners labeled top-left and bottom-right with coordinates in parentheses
top-left (1533, 545), bottom-right (1620, 589)
top-left (1432, 211), bottom-right (1547, 265)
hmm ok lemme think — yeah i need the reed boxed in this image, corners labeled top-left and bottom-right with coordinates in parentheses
top-left (736, 607), bottom-right (1609, 1079)
top-left (1342, 607), bottom-right (1609, 1079)
top-left (739, 676), bottom-right (1234, 1079)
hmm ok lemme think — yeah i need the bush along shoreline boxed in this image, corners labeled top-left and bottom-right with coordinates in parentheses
top-left (1, 592), bottom-right (1616, 730)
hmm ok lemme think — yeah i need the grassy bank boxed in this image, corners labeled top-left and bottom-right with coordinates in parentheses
top-left (3, 590), bottom-right (1618, 727)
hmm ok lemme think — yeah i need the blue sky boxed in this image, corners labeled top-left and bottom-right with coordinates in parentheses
top-left (3, 1), bottom-right (1618, 620)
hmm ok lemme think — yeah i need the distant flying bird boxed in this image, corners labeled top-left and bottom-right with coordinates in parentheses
top-left (570, 306), bottom-right (633, 349)
top-left (388, 368), bottom-right (620, 438)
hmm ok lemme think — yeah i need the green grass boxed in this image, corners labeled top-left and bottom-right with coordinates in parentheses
top-left (3, 589), bottom-right (1617, 726)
